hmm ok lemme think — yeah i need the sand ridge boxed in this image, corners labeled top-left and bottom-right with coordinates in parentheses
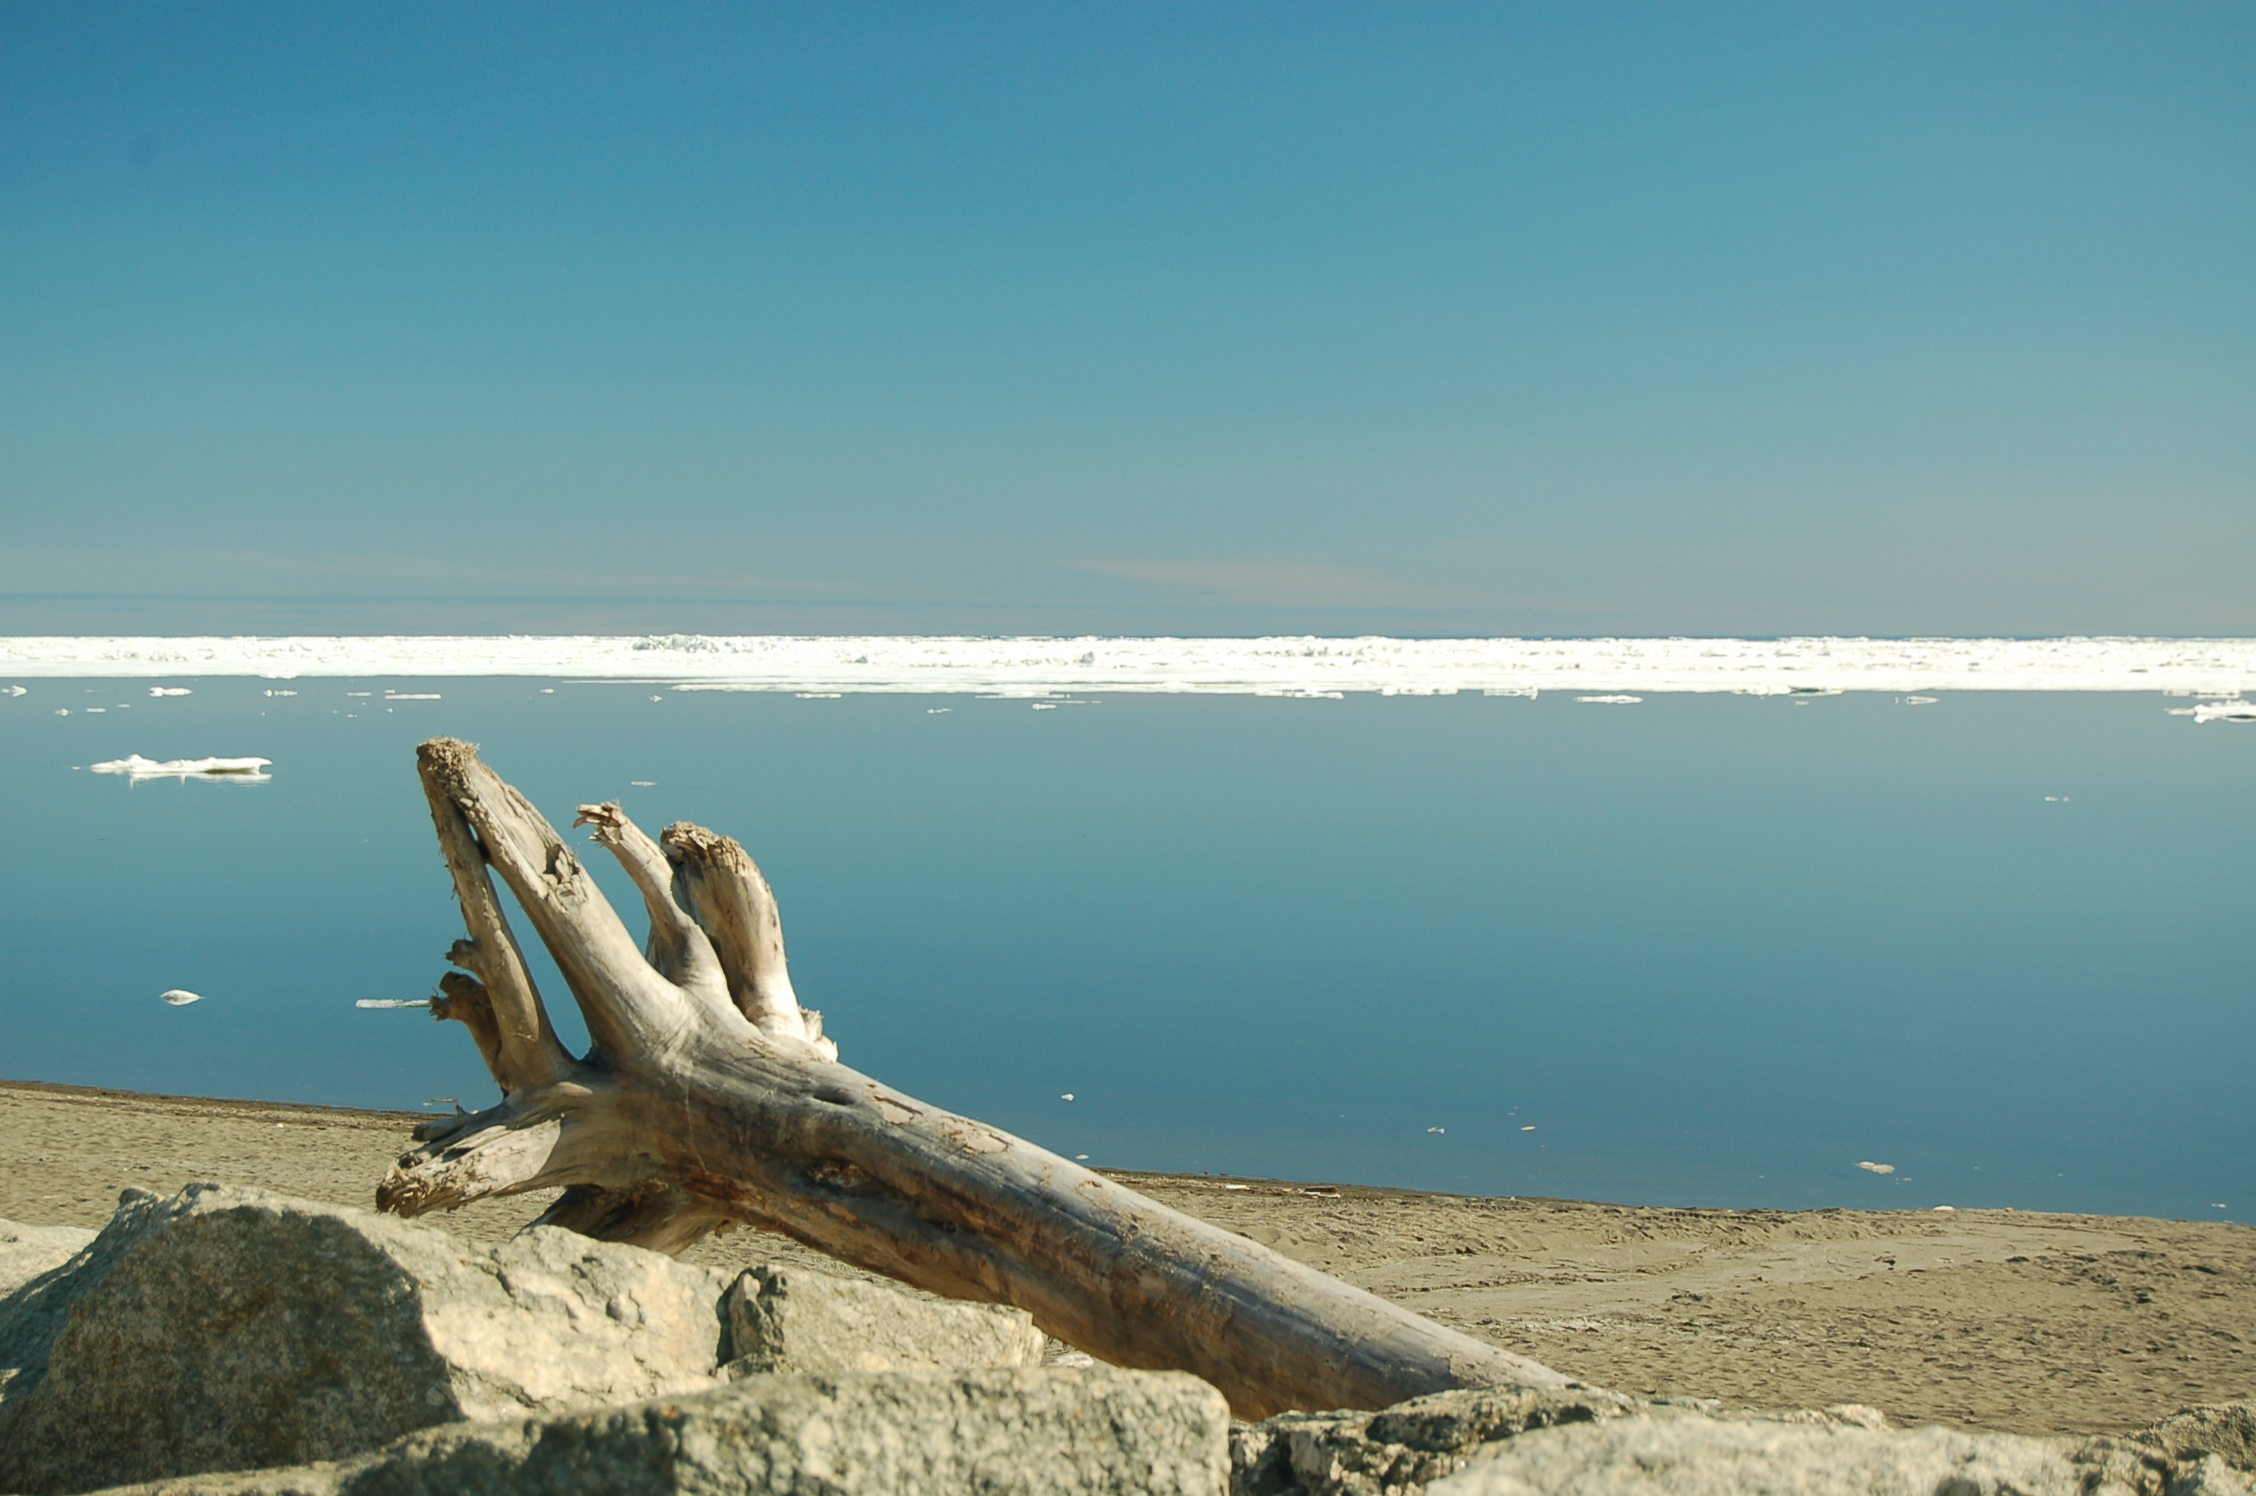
top-left (2, 1077), bottom-right (2248, 1437)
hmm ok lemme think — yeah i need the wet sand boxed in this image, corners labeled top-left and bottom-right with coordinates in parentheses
top-left (3, 1077), bottom-right (2248, 1437)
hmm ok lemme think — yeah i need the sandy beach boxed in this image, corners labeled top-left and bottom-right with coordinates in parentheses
top-left (3, 1076), bottom-right (2247, 1440)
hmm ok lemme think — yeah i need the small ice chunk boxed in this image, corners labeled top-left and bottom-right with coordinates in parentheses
top-left (84, 707), bottom-right (105, 713)
top-left (263, 689), bottom-right (297, 697)
top-left (1902, 695), bottom-right (1939, 705)
top-left (629, 780), bottom-right (656, 787)
top-left (2195, 699), bottom-right (2256, 724)
top-left (148, 687), bottom-right (192, 697)
top-left (1932, 1204), bottom-right (1956, 1212)
top-left (4, 685), bottom-right (25, 697)
top-left (1857, 1160), bottom-right (1895, 1174)
top-left (1060, 1093), bottom-right (1075, 1101)
top-left (54, 709), bottom-right (68, 716)
top-left (159, 989), bottom-right (203, 1006)
top-left (1032, 702), bottom-right (1058, 710)
top-left (1575, 694), bottom-right (1643, 705)
top-left (1074, 1154), bottom-right (1090, 1161)
top-left (1521, 1124), bottom-right (1537, 1131)
top-left (1223, 1183), bottom-right (1250, 1191)
top-left (355, 998), bottom-right (432, 1009)
top-left (1427, 1126), bottom-right (1445, 1134)
top-left (91, 754), bottom-right (272, 782)
top-left (795, 692), bottom-right (842, 699)
top-left (927, 707), bottom-right (952, 714)
top-left (384, 692), bottom-right (442, 701)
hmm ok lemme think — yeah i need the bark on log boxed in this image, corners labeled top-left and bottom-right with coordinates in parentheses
top-left (378, 737), bottom-right (1572, 1419)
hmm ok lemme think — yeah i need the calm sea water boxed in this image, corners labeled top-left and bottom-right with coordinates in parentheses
top-left (2, 679), bottom-right (2248, 1219)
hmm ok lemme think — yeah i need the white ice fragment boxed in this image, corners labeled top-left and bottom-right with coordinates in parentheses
top-left (1857, 1160), bottom-right (1896, 1174)
top-left (55, 709), bottom-right (68, 716)
top-left (2195, 699), bottom-right (2256, 723)
top-left (384, 692), bottom-right (441, 701)
top-left (1902, 695), bottom-right (1939, 705)
top-left (795, 692), bottom-right (842, 699)
top-left (90, 754), bottom-right (273, 782)
top-left (1223, 1183), bottom-right (1250, 1191)
top-left (159, 989), bottom-right (203, 1006)
top-left (1075, 1154), bottom-right (1090, 1161)
top-left (926, 707), bottom-right (951, 713)
top-left (1575, 694), bottom-right (1643, 705)
top-left (1031, 702), bottom-right (1058, 710)
top-left (629, 780), bottom-right (656, 787)
top-left (1427, 1126), bottom-right (1445, 1134)
top-left (148, 686), bottom-right (192, 697)
top-left (85, 707), bottom-right (105, 713)
top-left (1060, 1093), bottom-right (1075, 1101)
top-left (263, 689), bottom-right (297, 697)
top-left (1932, 1205), bottom-right (1956, 1212)
top-left (345, 691), bottom-right (371, 697)
top-left (354, 998), bottom-right (433, 1009)
top-left (1521, 1125), bottom-right (1537, 1132)
top-left (5, 685), bottom-right (26, 696)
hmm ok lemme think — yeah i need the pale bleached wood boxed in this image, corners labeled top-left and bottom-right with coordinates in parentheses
top-left (382, 737), bottom-right (1572, 1420)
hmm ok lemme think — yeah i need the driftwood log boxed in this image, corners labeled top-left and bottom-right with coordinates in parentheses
top-left (378, 738), bottom-right (1569, 1419)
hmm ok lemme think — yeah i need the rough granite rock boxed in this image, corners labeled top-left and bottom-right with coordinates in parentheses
top-left (1227, 1384), bottom-right (1650, 1496)
top-left (0, 1184), bottom-right (733, 1495)
top-left (721, 1264), bottom-right (1046, 1376)
top-left (0, 1220), bottom-right (95, 1300)
top-left (1426, 1416), bottom-right (2204, 1496)
top-left (2134, 1404), bottom-right (2256, 1472)
top-left (71, 1367), bottom-right (1232, 1496)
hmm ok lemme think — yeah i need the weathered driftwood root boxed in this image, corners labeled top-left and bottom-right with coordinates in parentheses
top-left (379, 737), bottom-right (1572, 1419)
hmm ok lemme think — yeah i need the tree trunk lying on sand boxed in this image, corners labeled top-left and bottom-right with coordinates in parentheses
top-left (378, 737), bottom-right (1570, 1420)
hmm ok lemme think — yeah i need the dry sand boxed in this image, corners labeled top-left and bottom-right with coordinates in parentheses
top-left (3, 1077), bottom-right (2248, 1438)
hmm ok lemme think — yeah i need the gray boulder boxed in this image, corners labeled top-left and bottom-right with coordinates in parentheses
top-left (73, 1367), bottom-right (1231, 1496)
top-left (1428, 1417), bottom-right (2141, 1496)
top-left (721, 1264), bottom-right (1046, 1376)
top-left (0, 1220), bottom-right (95, 1300)
top-left (0, 1183), bottom-right (732, 1494)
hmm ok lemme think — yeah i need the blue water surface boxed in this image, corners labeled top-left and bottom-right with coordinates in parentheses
top-left (1, 679), bottom-right (2248, 1219)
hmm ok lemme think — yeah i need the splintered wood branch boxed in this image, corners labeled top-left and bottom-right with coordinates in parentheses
top-left (381, 737), bottom-right (1572, 1421)
top-left (662, 821), bottom-right (832, 1056)
top-left (418, 752), bottom-right (570, 1092)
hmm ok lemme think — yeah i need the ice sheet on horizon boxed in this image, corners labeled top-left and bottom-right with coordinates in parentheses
top-left (6, 634), bottom-right (2256, 698)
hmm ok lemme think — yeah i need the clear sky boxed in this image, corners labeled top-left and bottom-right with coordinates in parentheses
top-left (3, 4), bottom-right (2249, 637)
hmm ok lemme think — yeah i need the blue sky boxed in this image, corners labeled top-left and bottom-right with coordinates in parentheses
top-left (2, 3), bottom-right (2249, 636)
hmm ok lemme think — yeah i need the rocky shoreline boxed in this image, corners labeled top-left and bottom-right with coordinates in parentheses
top-left (4, 1077), bottom-right (2252, 1487)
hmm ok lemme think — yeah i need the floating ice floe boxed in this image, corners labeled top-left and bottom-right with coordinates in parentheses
top-left (1902, 695), bottom-right (1939, 705)
top-left (5, 685), bottom-right (25, 697)
top-left (90, 755), bottom-right (272, 783)
top-left (2195, 699), bottom-right (2256, 724)
top-left (1060, 1093), bottom-right (1076, 1102)
top-left (630, 780), bottom-right (656, 787)
top-left (1576, 694), bottom-right (1643, 705)
top-left (1427, 1126), bottom-right (1446, 1134)
top-left (159, 990), bottom-right (203, 1006)
top-left (355, 998), bottom-right (432, 1009)
top-left (1857, 1160), bottom-right (1895, 1175)
top-left (148, 686), bottom-right (191, 697)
